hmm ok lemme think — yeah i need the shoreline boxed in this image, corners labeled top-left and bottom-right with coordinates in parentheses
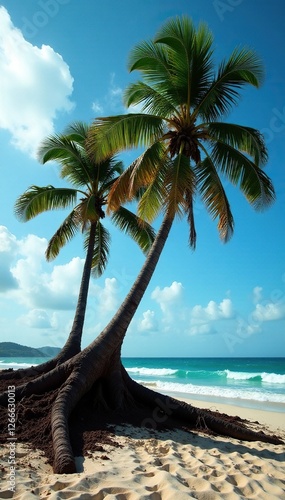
top-left (181, 395), bottom-right (285, 433)
top-left (1, 395), bottom-right (285, 499)
top-left (157, 387), bottom-right (285, 414)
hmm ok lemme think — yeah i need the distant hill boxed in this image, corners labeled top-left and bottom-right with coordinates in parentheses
top-left (0, 342), bottom-right (61, 357)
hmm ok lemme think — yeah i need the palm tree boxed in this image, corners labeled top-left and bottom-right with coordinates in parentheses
top-left (92, 17), bottom-right (274, 246)
top-left (13, 121), bottom-right (155, 374)
top-left (0, 19), bottom-right (279, 474)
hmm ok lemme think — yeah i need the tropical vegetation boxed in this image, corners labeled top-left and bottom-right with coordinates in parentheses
top-left (13, 121), bottom-right (155, 372)
top-left (0, 17), bottom-right (279, 475)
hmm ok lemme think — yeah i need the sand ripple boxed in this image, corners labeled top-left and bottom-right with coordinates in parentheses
top-left (1, 417), bottom-right (285, 499)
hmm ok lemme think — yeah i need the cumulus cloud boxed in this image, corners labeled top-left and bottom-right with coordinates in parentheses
top-left (151, 281), bottom-right (183, 313)
top-left (95, 277), bottom-right (120, 315)
top-left (189, 298), bottom-right (234, 335)
top-left (147, 281), bottom-right (184, 331)
top-left (20, 309), bottom-right (53, 328)
top-left (0, 6), bottom-right (74, 157)
top-left (251, 302), bottom-right (285, 322)
top-left (191, 298), bottom-right (234, 321)
top-left (138, 309), bottom-right (156, 332)
top-left (0, 226), bottom-right (18, 291)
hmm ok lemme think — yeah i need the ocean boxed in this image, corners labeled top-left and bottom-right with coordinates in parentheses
top-left (1, 357), bottom-right (285, 413)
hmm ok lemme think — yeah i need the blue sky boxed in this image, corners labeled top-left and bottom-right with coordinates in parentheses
top-left (0, 0), bottom-right (284, 357)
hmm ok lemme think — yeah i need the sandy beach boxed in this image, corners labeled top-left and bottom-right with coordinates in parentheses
top-left (1, 398), bottom-right (284, 500)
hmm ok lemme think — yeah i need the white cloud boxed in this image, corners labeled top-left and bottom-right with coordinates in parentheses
top-left (253, 286), bottom-right (263, 304)
top-left (92, 100), bottom-right (104, 114)
top-left (0, 226), bottom-right (18, 291)
top-left (0, 6), bottom-right (74, 157)
top-left (151, 281), bottom-right (183, 313)
top-left (96, 277), bottom-right (120, 315)
top-left (251, 302), bottom-right (285, 322)
top-left (138, 309), bottom-right (156, 332)
top-left (191, 298), bottom-right (234, 321)
top-left (20, 309), bottom-right (52, 328)
top-left (189, 298), bottom-right (234, 335)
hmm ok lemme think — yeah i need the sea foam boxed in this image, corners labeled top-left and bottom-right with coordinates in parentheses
top-left (141, 380), bottom-right (285, 404)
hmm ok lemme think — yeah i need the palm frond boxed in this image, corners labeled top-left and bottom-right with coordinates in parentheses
top-left (185, 189), bottom-right (197, 248)
top-left (164, 154), bottom-right (195, 220)
top-left (38, 134), bottom-right (93, 188)
top-left (212, 142), bottom-right (275, 209)
top-left (137, 172), bottom-right (168, 223)
top-left (124, 81), bottom-right (177, 117)
top-left (89, 114), bottom-right (164, 161)
top-left (64, 121), bottom-right (89, 142)
top-left (84, 223), bottom-right (111, 278)
top-left (46, 209), bottom-right (81, 260)
top-left (195, 47), bottom-right (264, 121)
top-left (154, 17), bottom-right (214, 107)
top-left (207, 122), bottom-right (268, 165)
top-left (128, 39), bottom-right (175, 85)
top-left (195, 156), bottom-right (234, 242)
top-left (14, 185), bottom-right (78, 221)
top-left (111, 207), bottom-right (156, 254)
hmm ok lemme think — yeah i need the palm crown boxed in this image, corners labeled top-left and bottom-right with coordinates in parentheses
top-left (15, 121), bottom-right (155, 276)
top-left (90, 17), bottom-right (275, 247)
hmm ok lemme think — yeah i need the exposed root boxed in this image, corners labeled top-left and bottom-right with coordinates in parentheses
top-left (0, 359), bottom-right (283, 475)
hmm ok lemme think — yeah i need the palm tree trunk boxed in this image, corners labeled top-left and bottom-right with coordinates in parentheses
top-left (60, 221), bottom-right (97, 355)
top-left (51, 214), bottom-right (174, 472)
top-left (90, 213), bottom-right (174, 352)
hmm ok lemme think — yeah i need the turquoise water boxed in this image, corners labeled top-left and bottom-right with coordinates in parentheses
top-left (123, 357), bottom-right (285, 412)
top-left (1, 356), bottom-right (285, 412)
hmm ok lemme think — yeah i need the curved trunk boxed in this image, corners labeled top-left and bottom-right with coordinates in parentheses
top-left (87, 213), bottom-right (174, 355)
top-left (51, 214), bottom-right (173, 472)
top-left (60, 221), bottom-right (97, 354)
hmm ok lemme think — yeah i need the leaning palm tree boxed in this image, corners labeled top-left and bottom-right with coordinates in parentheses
top-left (12, 121), bottom-right (155, 375)
top-left (92, 17), bottom-right (274, 246)
top-left (0, 19), bottom-right (280, 475)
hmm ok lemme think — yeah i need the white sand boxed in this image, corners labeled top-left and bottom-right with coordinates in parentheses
top-left (0, 399), bottom-right (284, 499)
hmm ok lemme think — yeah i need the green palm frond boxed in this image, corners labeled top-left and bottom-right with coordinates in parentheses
top-left (89, 114), bottom-right (164, 161)
top-left (137, 171), bottom-right (168, 223)
top-left (97, 159), bottom-right (124, 194)
top-left (212, 142), bottom-right (275, 209)
top-left (128, 39), bottom-right (175, 86)
top-left (38, 134), bottom-right (93, 188)
top-left (64, 121), bottom-right (89, 142)
top-left (124, 81), bottom-right (177, 117)
top-left (154, 17), bottom-right (214, 107)
top-left (195, 156), bottom-right (234, 242)
top-left (164, 154), bottom-right (195, 220)
top-left (195, 48), bottom-right (264, 121)
top-left (185, 188), bottom-right (197, 249)
top-left (15, 185), bottom-right (78, 221)
top-left (46, 209), bottom-right (81, 261)
top-left (107, 141), bottom-right (167, 213)
top-left (84, 223), bottom-right (111, 278)
top-left (111, 207), bottom-right (156, 254)
top-left (207, 122), bottom-right (268, 165)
